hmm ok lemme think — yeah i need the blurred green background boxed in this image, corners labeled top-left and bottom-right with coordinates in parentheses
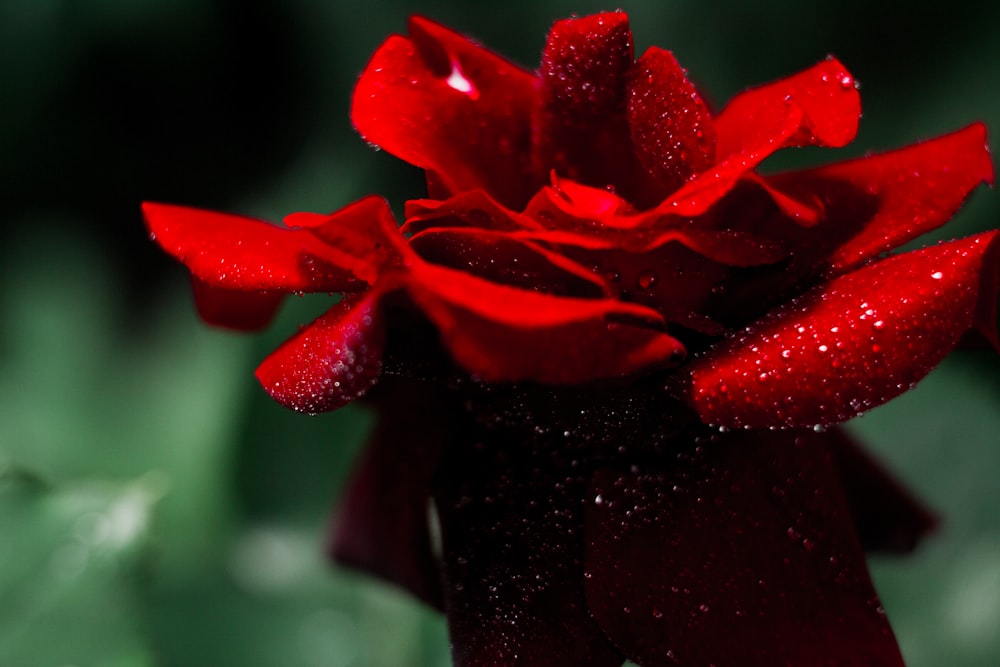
top-left (1, 1), bottom-right (998, 665)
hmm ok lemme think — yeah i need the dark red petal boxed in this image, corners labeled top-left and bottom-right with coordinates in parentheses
top-left (352, 17), bottom-right (537, 207)
top-left (409, 228), bottom-right (611, 298)
top-left (143, 202), bottom-right (363, 292)
top-left (407, 263), bottom-right (685, 383)
top-left (403, 190), bottom-right (543, 235)
top-left (190, 278), bottom-right (285, 331)
top-left (643, 227), bottom-right (786, 265)
top-left (627, 46), bottom-right (716, 195)
top-left (827, 428), bottom-right (938, 554)
top-left (766, 123), bottom-right (995, 272)
top-left (255, 291), bottom-right (384, 414)
top-left (433, 430), bottom-right (624, 667)
top-left (662, 58), bottom-right (860, 216)
top-left (284, 195), bottom-right (413, 277)
top-left (329, 377), bottom-right (448, 609)
top-left (683, 231), bottom-right (1000, 429)
top-left (584, 429), bottom-right (904, 667)
top-left (533, 12), bottom-right (656, 206)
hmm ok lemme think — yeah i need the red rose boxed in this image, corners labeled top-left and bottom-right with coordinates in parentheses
top-left (144, 12), bottom-right (997, 666)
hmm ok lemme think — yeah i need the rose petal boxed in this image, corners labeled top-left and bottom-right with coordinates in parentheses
top-left (765, 123), bottom-right (995, 272)
top-left (405, 262), bottom-right (684, 383)
top-left (403, 190), bottom-right (543, 235)
top-left (584, 429), bottom-right (904, 666)
top-left (255, 291), bottom-right (384, 414)
top-left (716, 57), bottom-right (861, 154)
top-left (663, 58), bottom-right (860, 217)
top-left (683, 231), bottom-right (1000, 429)
top-left (143, 202), bottom-right (362, 292)
top-left (352, 17), bottom-right (537, 207)
top-left (627, 46), bottom-right (716, 196)
top-left (433, 430), bottom-right (624, 667)
top-left (329, 377), bottom-right (448, 609)
top-left (190, 278), bottom-right (285, 331)
top-left (828, 428), bottom-right (938, 553)
top-left (284, 195), bottom-right (413, 277)
top-left (409, 228), bottom-right (611, 298)
top-left (533, 12), bottom-right (658, 206)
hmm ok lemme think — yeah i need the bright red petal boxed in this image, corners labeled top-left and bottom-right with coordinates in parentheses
top-left (627, 46), bottom-right (716, 196)
top-left (584, 429), bottom-right (904, 666)
top-left (352, 17), bottom-right (537, 208)
top-left (663, 58), bottom-right (860, 216)
top-left (255, 291), bottom-right (384, 414)
top-left (766, 123), bottom-right (995, 271)
top-left (284, 195), bottom-right (413, 277)
top-left (683, 231), bottom-right (1000, 429)
top-left (143, 202), bottom-right (364, 292)
top-left (190, 278), bottom-right (285, 331)
top-left (406, 263), bottom-right (685, 383)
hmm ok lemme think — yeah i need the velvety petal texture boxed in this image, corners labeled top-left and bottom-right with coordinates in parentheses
top-left (584, 429), bottom-right (904, 666)
top-left (683, 231), bottom-right (1000, 429)
top-left (255, 292), bottom-right (385, 414)
top-left (145, 10), bottom-right (998, 667)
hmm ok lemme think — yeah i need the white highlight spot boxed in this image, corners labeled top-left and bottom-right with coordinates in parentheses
top-left (446, 60), bottom-right (479, 100)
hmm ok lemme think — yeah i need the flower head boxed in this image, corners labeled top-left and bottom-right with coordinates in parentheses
top-left (144, 11), bottom-right (997, 666)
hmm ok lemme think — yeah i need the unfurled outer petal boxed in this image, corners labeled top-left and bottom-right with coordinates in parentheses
top-left (663, 58), bottom-right (860, 217)
top-left (584, 429), bottom-right (904, 667)
top-left (143, 202), bottom-right (366, 292)
top-left (627, 46), bottom-right (716, 196)
top-left (766, 123), bottom-right (995, 271)
top-left (352, 17), bottom-right (537, 208)
top-left (255, 291), bottom-right (384, 414)
top-left (407, 263), bottom-right (685, 383)
top-left (190, 279), bottom-right (285, 331)
top-left (682, 231), bottom-right (1000, 429)
top-left (828, 428), bottom-right (938, 553)
top-left (329, 377), bottom-right (449, 609)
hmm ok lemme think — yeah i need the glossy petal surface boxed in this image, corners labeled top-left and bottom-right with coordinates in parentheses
top-left (584, 429), bottom-right (904, 666)
top-left (190, 279), bottom-right (285, 331)
top-left (407, 263), bottom-right (685, 383)
top-left (255, 292), bottom-right (384, 414)
top-left (664, 58), bottom-right (860, 216)
top-left (353, 17), bottom-right (537, 207)
top-left (685, 231), bottom-right (1000, 429)
top-left (143, 202), bottom-right (362, 292)
top-left (767, 123), bottom-right (995, 271)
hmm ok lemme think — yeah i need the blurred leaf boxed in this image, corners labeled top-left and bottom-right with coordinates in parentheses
top-left (148, 522), bottom-right (450, 667)
top-left (0, 223), bottom-right (253, 578)
top-left (0, 464), bottom-right (163, 667)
